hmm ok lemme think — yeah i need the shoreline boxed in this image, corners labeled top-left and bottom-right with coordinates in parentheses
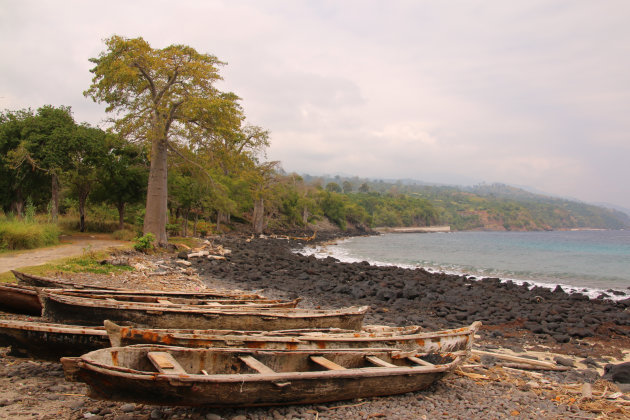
top-left (1, 232), bottom-right (629, 418)
top-left (300, 231), bottom-right (630, 302)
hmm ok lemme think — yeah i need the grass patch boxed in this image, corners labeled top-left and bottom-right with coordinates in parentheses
top-left (0, 248), bottom-right (133, 283)
top-left (112, 229), bottom-right (136, 241)
top-left (57, 216), bottom-right (122, 234)
top-left (0, 220), bottom-right (60, 251)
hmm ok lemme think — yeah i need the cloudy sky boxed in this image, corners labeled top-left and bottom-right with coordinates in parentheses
top-left (2, 1), bottom-right (629, 209)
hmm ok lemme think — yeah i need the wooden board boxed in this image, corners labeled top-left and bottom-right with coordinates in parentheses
top-left (148, 352), bottom-right (187, 374)
top-left (407, 356), bottom-right (434, 367)
top-left (310, 356), bottom-right (347, 370)
top-left (239, 356), bottom-right (276, 374)
top-left (366, 355), bottom-right (396, 368)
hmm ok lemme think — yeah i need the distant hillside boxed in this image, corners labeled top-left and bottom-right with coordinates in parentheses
top-left (301, 175), bottom-right (630, 231)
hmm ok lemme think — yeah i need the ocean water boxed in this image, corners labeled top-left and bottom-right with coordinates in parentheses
top-left (300, 230), bottom-right (630, 300)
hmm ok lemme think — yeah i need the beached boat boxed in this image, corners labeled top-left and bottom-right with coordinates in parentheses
top-left (0, 283), bottom-right (41, 315)
top-left (40, 290), bottom-right (368, 330)
top-left (105, 320), bottom-right (481, 352)
top-left (12, 270), bottom-right (122, 290)
top-left (12, 270), bottom-right (272, 300)
top-left (61, 345), bottom-right (465, 406)
top-left (49, 289), bottom-right (299, 308)
top-left (0, 319), bottom-right (109, 360)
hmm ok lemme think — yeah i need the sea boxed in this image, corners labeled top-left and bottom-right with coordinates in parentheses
top-left (299, 230), bottom-right (630, 301)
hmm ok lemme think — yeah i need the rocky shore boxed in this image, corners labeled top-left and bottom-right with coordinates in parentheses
top-left (0, 231), bottom-right (629, 419)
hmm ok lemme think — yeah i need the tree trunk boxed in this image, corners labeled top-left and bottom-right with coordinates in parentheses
top-left (51, 173), bottom-right (59, 222)
top-left (302, 205), bottom-right (309, 225)
top-left (182, 208), bottom-right (189, 237)
top-left (117, 201), bottom-right (125, 231)
top-left (193, 213), bottom-right (199, 237)
top-left (78, 191), bottom-right (88, 232)
top-left (12, 187), bottom-right (24, 218)
top-left (143, 137), bottom-right (169, 244)
top-left (252, 197), bottom-right (264, 234)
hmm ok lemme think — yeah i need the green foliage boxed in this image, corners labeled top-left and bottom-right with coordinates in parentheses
top-left (320, 191), bottom-right (347, 229)
top-left (325, 182), bottom-right (342, 193)
top-left (0, 219), bottom-right (60, 250)
top-left (57, 215), bottom-right (121, 233)
top-left (133, 233), bottom-right (155, 253)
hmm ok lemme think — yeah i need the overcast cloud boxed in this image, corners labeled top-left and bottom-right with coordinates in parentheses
top-left (1, 1), bottom-right (629, 209)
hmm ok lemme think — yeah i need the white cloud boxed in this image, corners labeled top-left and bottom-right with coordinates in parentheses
top-left (1, 0), bottom-right (630, 208)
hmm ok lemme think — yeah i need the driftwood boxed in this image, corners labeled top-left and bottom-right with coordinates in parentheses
top-left (472, 349), bottom-right (561, 370)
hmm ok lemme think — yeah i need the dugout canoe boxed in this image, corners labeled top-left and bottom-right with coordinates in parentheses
top-left (40, 290), bottom-right (368, 330)
top-left (0, 283), bottom-right (41, 315)
top-left (61, 345), bottom-right (464, 407)
top-left (0, 319), bottom-right (109, 360)
top-left (105, 320), bottom-right (481, 352)
top-left (12, 270), bottom-right (265, 299)
top-left (12, 270), bottom-right (121, 290)
top-left (43, 289), bottom-right (300, 309)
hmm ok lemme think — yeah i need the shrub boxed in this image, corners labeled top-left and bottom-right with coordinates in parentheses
top-left (0, 220), bottom-right (60, 250)
top-left (133, 233), bottom-right (155, 253)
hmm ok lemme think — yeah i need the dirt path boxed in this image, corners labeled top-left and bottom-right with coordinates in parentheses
top-left (0, 235), bottom-right (128, 274)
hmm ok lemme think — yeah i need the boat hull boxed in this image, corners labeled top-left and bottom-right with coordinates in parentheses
top-left (41, 291), bottom-right (367, 331)
top-left (0, 284), bottom-right (41, 315)
top-left (0, 319), bottom-right (109, 360)
top-left (106, 320), bottom-right (481, 352)
top-left (62, 346), bottom-right (461, 407)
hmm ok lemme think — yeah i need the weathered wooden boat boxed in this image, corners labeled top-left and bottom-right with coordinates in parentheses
top-left (13, 270), bottom-right (264, 299)
top-left (0, 319), bottom-right (109, 360)
top-left (105, 320), bottom-right (481, 352)
top-left (61, 345), bottom-right (465, 406)
top-left (48, 289), bottom-right (300, 308)
top-left (12, 270), bottom-right (122, 290)
top-left (40, 290), bottom-right (368, 330)
top-left (0, 283), bottom-right (41, 315)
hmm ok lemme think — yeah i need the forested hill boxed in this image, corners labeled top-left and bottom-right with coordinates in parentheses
top-left (301, 175), bottom-right (630, 231)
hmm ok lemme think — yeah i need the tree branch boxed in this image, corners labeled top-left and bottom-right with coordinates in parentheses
top-left (166, 143), bottom-right (216, 186)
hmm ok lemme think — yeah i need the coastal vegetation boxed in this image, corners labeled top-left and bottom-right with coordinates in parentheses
top-left (1, 36), bottom-right (628, 250)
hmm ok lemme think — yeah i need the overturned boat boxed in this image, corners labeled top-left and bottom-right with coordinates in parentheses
top-left (0, 283), bottom-right (41, 315)
top-left (0, 319), bottom-right (109, 360)
top-left (61, 345), bottom-right (465, 407)
top-left (105, 320), bottom-right (481, 352)
top-left (40, 290), bottom-right (368, 330)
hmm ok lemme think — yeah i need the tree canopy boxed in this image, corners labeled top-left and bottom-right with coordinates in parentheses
top-left (85, 35), bottom-right (242, 243)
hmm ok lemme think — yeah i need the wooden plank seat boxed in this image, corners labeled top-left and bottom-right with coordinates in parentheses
top-left (148, 351), bottom-right (187, 374)
top-left (239, 355), bottom-right (276, 374)
top-left (407, 356), bottom-right (435, 367)
top-left (310, 356), bottom-right (347, 370)
top-left (365, 355), bottom-right (396, 368)
top-left (157, 298), bottom-right (172, 305)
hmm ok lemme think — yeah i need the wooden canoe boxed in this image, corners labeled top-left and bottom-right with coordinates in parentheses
top-left (0, 283), bottom-right (41, 315)
top-left (12, 270), bottom-right (122, 290)
top-left (12, 270), bottom-right (265, 299)
top-left (47, 289), bottom-right (300, 308)
top-left (40, 290), bottom-right (368, 330)
top-left (61, 345), bottom-right (464, 406)
top-left (105, 320), bottom-right (481, 352)
top-left (0, 319), bottom-right (109, 360)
